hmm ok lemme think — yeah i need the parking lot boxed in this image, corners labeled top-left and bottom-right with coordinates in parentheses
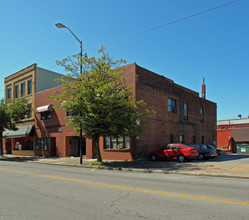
top-left (196, 153), bottom-right (249, 164)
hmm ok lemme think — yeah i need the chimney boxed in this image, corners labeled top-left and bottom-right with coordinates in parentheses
top-left (202, 77), bottom-right (206, 99)
top-left (238, 114), bottom-right (242, 119)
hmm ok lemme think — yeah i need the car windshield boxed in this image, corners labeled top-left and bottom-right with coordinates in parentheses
top-left (207, 145), bottom-right (215, 149)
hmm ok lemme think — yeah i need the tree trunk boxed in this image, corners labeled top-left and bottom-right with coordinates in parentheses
top-left (0, 132), bottom-right (3, 156)
top-left (95, 135), bottom-right (102, 162)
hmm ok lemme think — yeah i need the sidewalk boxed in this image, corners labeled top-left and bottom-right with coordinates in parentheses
top-left (1, 154), bottom-right (249, 179)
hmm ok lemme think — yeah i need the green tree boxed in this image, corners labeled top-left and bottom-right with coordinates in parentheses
top-left (0, 98), bottom-right (29, 155)
top-left (53, 47), bottom-right (154, 162)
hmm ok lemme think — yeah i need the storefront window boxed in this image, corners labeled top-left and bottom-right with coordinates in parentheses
top-left (14, 138), bottom-right (33, 150)
top-left (23, 139), bottom-right (33, 150)
top-left (36, 138), bottom-right (50, 150)
top-left (104, 136), bottom-right (130, 149)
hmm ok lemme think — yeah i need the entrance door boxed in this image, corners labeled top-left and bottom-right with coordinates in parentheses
top-left (71, 137), bottom-right (79, 156)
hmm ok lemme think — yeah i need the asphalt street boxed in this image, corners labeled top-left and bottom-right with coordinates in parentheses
top-left (1, 160), bottom-right (249, 220)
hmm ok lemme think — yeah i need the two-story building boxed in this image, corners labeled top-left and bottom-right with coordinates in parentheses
top-left (34, 63), bottom-right (217, 160)
top-left (3, 64), bottom-right (63, 156)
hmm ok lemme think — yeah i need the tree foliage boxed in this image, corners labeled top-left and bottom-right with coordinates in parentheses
top-left (0, 98), bottom-right (29, 155)
top-left (52, 47), bottom-right (154, 161)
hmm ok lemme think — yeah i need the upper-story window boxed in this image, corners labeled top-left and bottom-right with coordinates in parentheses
top-left (200, 107), bottom-right (204, 122)
top-left (41, 111), bottom-right (52, 120)
top-left (21, 82), bottom-right (26, 97)
top-left (15, 85), bottom-right (19, 98)
top-left (7, 87), bottom-right (12, 99)
top-left (27, 79), bottom-right (32, 95)
top-left (184, 102), bottom-right (188, 119)
top-left (27, 103), bottom-right (32, 118)
top-left (168, 98), bottom-right (177, 113)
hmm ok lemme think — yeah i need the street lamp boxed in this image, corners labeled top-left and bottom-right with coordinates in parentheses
top-left (55, 23), bottom-right (84, 164)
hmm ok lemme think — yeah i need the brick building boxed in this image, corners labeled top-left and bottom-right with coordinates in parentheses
top-left (3, 64), bottom-right (63, 156)
top-left (34, 63), bottom-right (217, 160)
top-left (217, 116), bottom-right (249, 153)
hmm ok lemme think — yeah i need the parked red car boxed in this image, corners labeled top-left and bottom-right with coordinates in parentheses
top-left (148, 143), bottom-right (199, 162)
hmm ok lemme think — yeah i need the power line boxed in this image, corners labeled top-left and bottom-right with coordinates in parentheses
top-left (48, 0), bottom-right (239, 70)
top-left (86, 0), bottom-right (239, 51)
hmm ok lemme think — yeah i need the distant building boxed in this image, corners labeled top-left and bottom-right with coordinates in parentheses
top-left (217, 115), bottom-right (249, 153)
top-left (3, 64), bottom-right (63, 155)
top-left (33, 63), bottom-right (217, 160)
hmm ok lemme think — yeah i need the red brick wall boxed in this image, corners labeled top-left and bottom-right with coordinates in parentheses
top-left (217, 128), bottom-right (232, 149)
top-left (134, 65), bottom-right (217, 158)
top-left (34, 63), bottom-right (217, 160)
top-left (217, 123), bottom-right (249, 149)
top-left (35, 86), bottom-right (77, 157)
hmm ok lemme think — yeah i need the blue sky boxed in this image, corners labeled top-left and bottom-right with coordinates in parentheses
top-left (0, 0), bottom-right (248, 120)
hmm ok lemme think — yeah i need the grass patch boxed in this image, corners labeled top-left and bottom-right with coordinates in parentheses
top-left (90, 161), bottom-right (104, 166)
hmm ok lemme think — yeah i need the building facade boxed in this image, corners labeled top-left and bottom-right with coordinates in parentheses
top-left (217, 116), bottom-right (249, 153)
top-left (34, 63), bottom-right (217, 160)
top-left (3, 64), bottom-right (63, 156)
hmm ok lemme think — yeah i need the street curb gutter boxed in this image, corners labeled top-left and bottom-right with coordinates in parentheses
top-left (2, 157), bottom-right (248, 179)
top-left (25, 160), bottom-right (249, 179)
top-left (94, 165), bottom-right (249, 179)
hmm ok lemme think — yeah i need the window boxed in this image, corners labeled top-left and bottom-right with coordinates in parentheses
top-left (7, 87), bottom-right (12, 99)
top-left (171, 145), bottom-right (182, 150)
top-left (27, 79), bottom-right (32, 95)
top-left (41, 111), bottom-right (52, 120)
top-left (15, 85), bottom-right (19, 98)
top-left (200, 107), bottom-right (204, 121)
top-left (170, 134), bottom-right (174, 143)
top-left (201, 136), bottom-right (205, 144)
top-left (104, 136), bottom-right (130, 149)
top-left (179, 135), bottom-right (184, 144)
top-left (36, 138), bottom-right (50, 150)
top-left (200, 144), bottom-right (207, 150)
top-left (23, 139), bottom-right (33, 150)
top-left (27, 103), bottom-right (32, 118)
top-left (184, 102), bottom-right (188, 119)
top-left (21, 82), bottom-right (26, 97)
top-left (192, 136), bottom-right (196, 145)
top-left (162, 145), bottom-right (171, 150)
top-left (168, 98), bottom-right (177, 113)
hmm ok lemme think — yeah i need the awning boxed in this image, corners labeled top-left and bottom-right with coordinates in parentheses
top-left (3, 125), bottom-right (34, 138)
top-left (231, 128), bottom-right (249, 142)
top-left (36, 104), bottom-right (53, 113)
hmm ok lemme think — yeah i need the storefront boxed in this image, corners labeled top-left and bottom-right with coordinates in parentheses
top-left (3, 124), bottom-right (35, 156)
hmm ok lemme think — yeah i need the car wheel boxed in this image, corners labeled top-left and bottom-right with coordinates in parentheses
top-left (198, 154), bottom-right (204, 160)
top-left (151, 154), bottom-right (158, 161)
top-left (178, 155), bottom-right (185, 163)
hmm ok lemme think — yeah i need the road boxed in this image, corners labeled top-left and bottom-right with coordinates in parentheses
top-left (0, 160), bottom-right (249, 220)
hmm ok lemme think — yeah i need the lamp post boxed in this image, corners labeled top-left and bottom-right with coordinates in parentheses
top-left (55, 23), bottom-right (84, 164)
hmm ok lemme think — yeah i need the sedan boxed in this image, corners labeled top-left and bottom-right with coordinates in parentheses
top-left (207, 145), bottom-right (223, 155)
top-left (190, 144), bottom-right (217, 160)
top-left (148, 143), bottom-right (199, 162)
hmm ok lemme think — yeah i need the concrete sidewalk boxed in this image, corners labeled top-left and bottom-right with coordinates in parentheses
top-left (1, 154), bottom-right (249, 179)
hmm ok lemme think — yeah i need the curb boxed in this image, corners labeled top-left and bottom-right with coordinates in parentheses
top-left (91, 165), bottom-right (249, 179)
top-left (2, 157), bottom-right (249, 179)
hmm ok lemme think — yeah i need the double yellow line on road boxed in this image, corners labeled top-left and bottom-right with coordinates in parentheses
top-left (1, 167), bottom-right (249, 207)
